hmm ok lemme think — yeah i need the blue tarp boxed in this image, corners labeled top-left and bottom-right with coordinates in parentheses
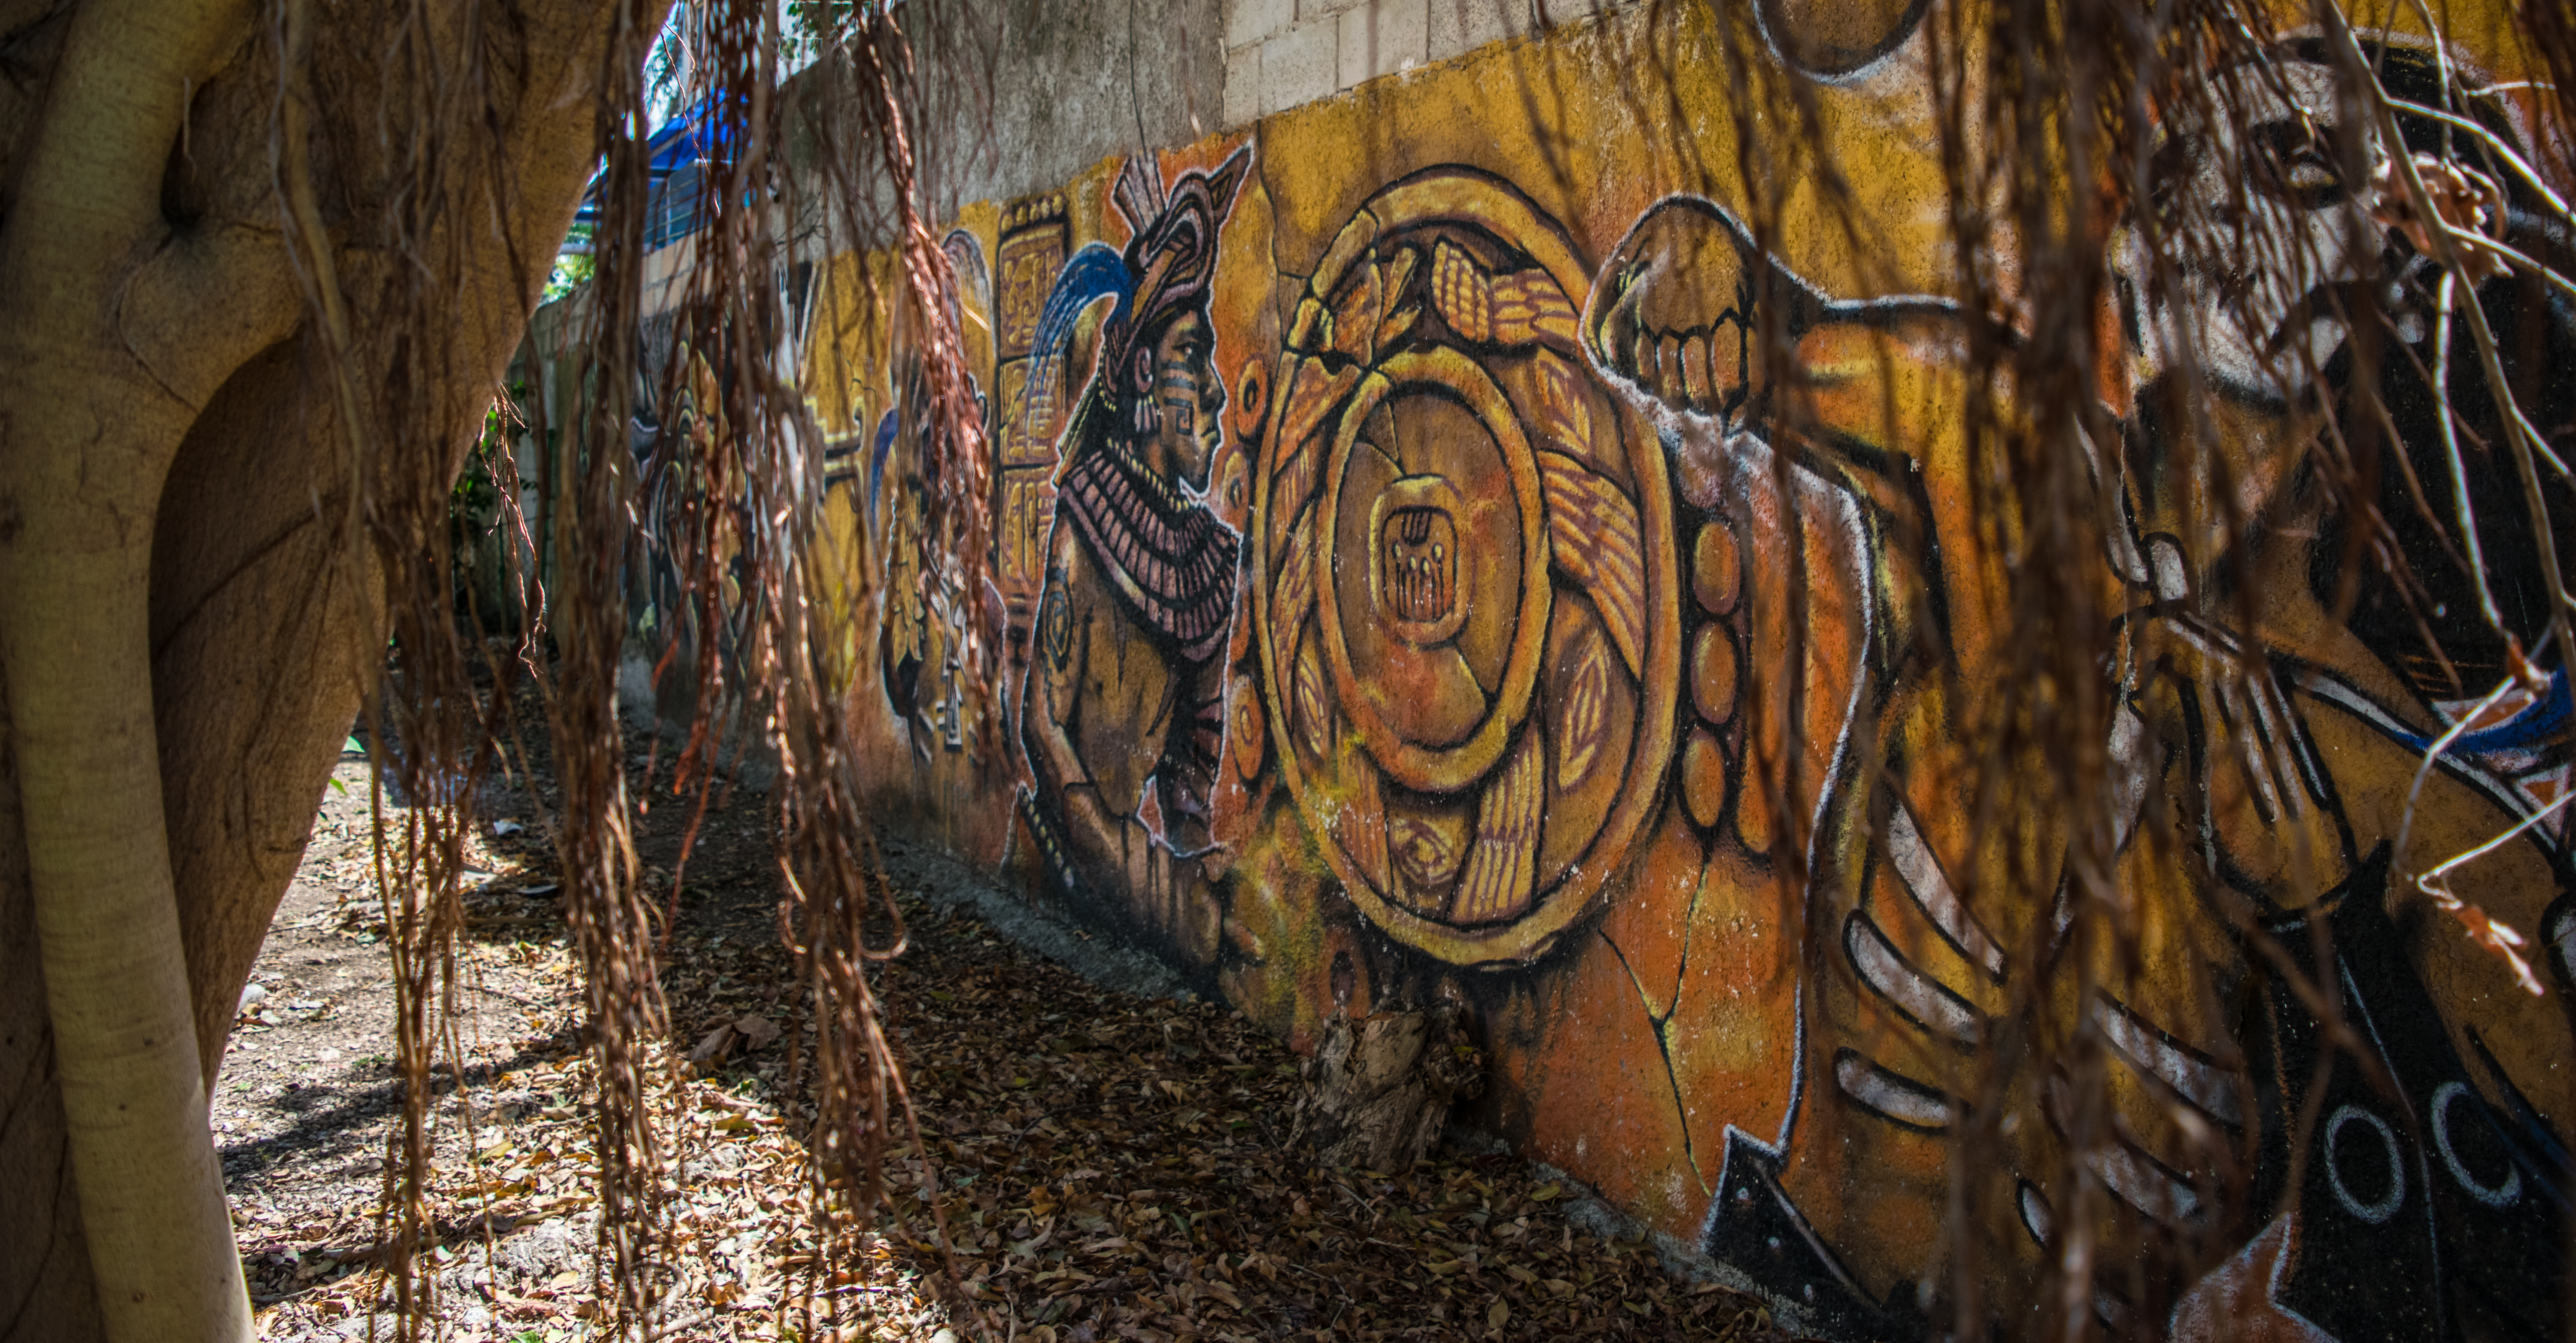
top-left (571, 94), bottom-right (738, 228)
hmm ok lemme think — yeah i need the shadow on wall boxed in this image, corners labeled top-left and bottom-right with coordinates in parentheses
top-left (755, 3), bottom-right (2576, 1337)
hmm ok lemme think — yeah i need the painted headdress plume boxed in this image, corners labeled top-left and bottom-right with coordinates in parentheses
top-left (1031, 143), bottom-right (1254, 426)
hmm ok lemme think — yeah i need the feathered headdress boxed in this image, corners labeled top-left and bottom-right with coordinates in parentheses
top-left (1030, 143), bottom-right (1253, 436)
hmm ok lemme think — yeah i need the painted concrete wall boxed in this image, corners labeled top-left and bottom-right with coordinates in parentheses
top-left (704, 2), bottom-right (2576, 1336)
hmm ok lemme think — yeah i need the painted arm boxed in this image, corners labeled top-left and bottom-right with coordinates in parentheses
top-left (1590, 200), bottom-right (2278, 1311)
top-left (1585, 197), bottom-right (1979, 669)
top-left (1017, 525), bottom-right (1215, 962)
top-left (1583, 196), bottom-right (1828, 427)
top-left (1020, 528), bottom-right (1120, 900)
top-left (1583, 196), bottom-right (1963, 441)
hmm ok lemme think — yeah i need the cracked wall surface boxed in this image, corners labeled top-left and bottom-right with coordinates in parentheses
top-left (736, 2), bottom-right (2574, 1336)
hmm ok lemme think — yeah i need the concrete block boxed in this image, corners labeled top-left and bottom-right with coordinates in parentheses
top-left (1339, 0), bottom-right (1429, 86)
top-left (1227, 0), bottom-right (1296, 49)
top-left (1427, 0), bottom-right (1532, 61)
top-left (1261, 18), bottom-right (1340, 115)
top-left (1224, 42), bottom-right (1262, 128)
top-left (1299, 0), bottom-right (1372, 17)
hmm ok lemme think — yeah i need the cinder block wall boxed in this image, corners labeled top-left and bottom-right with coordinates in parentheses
top-left (905, 0), bottom-right (1602, 207)
top-left (1221, 0), bottom-right (1581, 126)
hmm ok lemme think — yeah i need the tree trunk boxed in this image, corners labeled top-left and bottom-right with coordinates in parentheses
top-left (0, 1), bottom-right (626, 1337)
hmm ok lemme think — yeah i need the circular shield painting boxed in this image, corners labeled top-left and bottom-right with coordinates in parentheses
top-left (1251, 168), bottom-right (1680, 965)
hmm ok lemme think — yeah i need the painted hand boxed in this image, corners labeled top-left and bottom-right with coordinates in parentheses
top-left (1584, 198), bottom-right (1786, 424)
top-left (2125, 610), bottom-right (2354, 914)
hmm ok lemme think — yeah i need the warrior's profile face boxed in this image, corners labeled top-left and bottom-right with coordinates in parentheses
top-left (2113, 59), bottom-right (2383, 405)
top-left (2105, 55), bottom-right (2403, 587)
top-left (1143, 309), bottom-right (1227, 494)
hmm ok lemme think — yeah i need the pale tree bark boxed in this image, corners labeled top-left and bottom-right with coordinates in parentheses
top-left (0, 0), bottom-right (627, 1337)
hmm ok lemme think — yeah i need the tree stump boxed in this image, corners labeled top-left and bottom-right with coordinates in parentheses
top-left (1295, 1003), bottom-right (1484, 1172)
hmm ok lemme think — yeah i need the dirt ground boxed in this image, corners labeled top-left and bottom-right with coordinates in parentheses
top-left (219, 703), bottom-right (1788, 1342)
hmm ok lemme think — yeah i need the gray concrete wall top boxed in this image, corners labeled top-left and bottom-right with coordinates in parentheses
top-left (912, 0), bottom-right (1227, 219)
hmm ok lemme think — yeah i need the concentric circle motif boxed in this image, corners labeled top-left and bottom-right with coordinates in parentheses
top-left (1250, 169), bottom-right (1681, 965)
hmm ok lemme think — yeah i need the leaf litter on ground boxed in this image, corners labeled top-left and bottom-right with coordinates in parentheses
top-left (233, 723), bottom-right (1795, 1343)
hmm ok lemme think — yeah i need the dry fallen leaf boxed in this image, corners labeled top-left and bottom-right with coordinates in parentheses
top-left (237, 696), bottom-right (1796, 1343)
top-left (688, 1022), bottom-right (735, 1066)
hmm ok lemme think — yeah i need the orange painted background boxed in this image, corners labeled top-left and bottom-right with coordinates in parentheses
top-left (785, 3), bottom-right (2576, 1336)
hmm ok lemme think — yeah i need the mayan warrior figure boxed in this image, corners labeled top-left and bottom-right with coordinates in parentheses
top-left (1018, 146), bottom-right (1252, 967)
top-left (1589, 43), bottom-right (2572, 1339)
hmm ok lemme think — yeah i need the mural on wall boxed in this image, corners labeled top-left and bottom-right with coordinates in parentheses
top-left (1015, 147), bottom-right (1253, 967)
top-left (1582, 38), bottom-right (2576, 1337)
top-left (798, 5), bottom-right (2574, 1337)
top-left (814, 229), bottom-right (994, 766)
top-left (1251, 167), bottom-right (1681, 973)
top-left (622, 264), bottom-right (821, 712)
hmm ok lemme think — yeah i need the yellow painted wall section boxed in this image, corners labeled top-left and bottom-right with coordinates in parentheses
top-left (791, 1), bottom-right (2575, 1334)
